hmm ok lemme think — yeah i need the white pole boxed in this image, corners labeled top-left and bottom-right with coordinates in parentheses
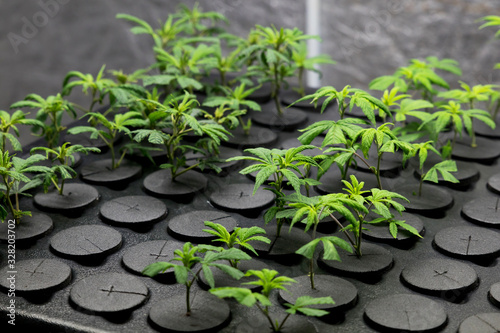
top-left (306, 0), bottom-right (321, 88)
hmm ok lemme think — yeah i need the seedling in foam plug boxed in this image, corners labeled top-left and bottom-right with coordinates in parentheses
top-left (10, 93), bottom-right (76, 150)
top-left (210, 269), bottom-right (335, 332)
top-left (226, 146), bottom-right (320, 239)
top-left (142, 242), bottom-right (250, 316)
top-left (203, 221), bottom-right (270, 268)
top-left (277, 193), bottom-right (359, 289)
top-left (132, 92), bottom-right (229, 180)
top-left (32, 142), bottom-right (100, 196)
top-left (0, 151), bottom-right (49, 222)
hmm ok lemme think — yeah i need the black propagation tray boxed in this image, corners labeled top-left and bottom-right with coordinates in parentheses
top-left (0, 102), bottom-right (499, 333)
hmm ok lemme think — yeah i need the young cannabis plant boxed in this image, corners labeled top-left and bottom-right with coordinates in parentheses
top-left (244, 25), bottom-right (318, 115)
top-left (338, 175), bottom-right (411, 257)
top-left (438, 81), bottom-right (498, 110)
top-left (133, 92), bottom-right (229, 180)
top-left (10, 93), bottom-right (77, 149)
top-left (420, 100), bottom-right (495, 149)
top-left (406, 141), bottom-right (459, 197)
top-left (369, 56), bottom-right (462, 103)
top-left (32, 143), bottom-right (100, 196)
top-left (203, 37), bottom-right (245, 88)
top-left (203, 221), bottom-right (270, 267)
top-left (202, 102), bottom-right (247, 132)
top-left (142, 242), bottom-right (250, 316)
top-left (0, 152), bottom-right (49, 222)
top-left (202, 83), bottom-right (262, 135)
top-left (350, 123), bottom-right (414, 189)
top-left (277, 193), bottom-right (360, 289)
top-left (116, 13), bottom-right (183, 51)
top-left (173, 2), bottom-right (229, 37)
top-left (226, 146), bottom-right (320, 238)
top-left (0, 109), bottom-right (43, 152)
top-left (298, 117), bottom-right (366, 181)
top-left (292, 85), bottom-right (390, 124)
top-left (210, 269), bottom-right (335, 332)
top-left (151, 43), bottom-right (215, 94)
top-left (290, 41), bottom-right (336, 97)
top-left (62, 65), bottom-right (116, 119)
top-left (68, 111), bottom-right (143, 170)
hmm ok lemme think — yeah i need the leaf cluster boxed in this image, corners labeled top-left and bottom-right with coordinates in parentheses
top-left (10, 93), bottom-right (76, 149)
top-left (210, 269), bottom-right (334, 332)
top-left (0, 152), bottom-right (49, 220)
top-left (142, 242), bottom-right (250, 290)
top-left (203, 221), bottom-right (270, 260)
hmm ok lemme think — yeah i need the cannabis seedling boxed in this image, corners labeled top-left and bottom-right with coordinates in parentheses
top-left (226, 146), bottom-right (320, 238)
top-left (210, 269), bottom-right (334, 332)
top-left (420, 100), bottom-right (495, 150)
top-left (116, 13), bottom-right (183, 51)
top-left (337, 175), bottom-right (413, 257)
top-left (33, 143), bottom-right (100, 195)
top-left (244, 25), bottom-right (317, 115)
top-left (290, 41), bottom-right (336, 97)
top-left (202, 82), bottom-right (262, 135)
top-left (68, 111), bottom-right (143, 170)
top-left (62, 65), bottom-right (116, 119)
top-left (203, 221), bottom-right (270, 267)
top-left (298, 116), bottom-right (366, 181)
top-left (142, 242), bottom-right (250, 316)
top-left (349, 123), bottom-right (414, 189)
top-left (406, 141), bottom-right (459, 197)
top-left (173, 2), bottom-right (229, 37)
top-left (277, 193), bottom-right (360, 289)
top-left (133, 92), bottom-right (229, 180)
top-left (0, 109), bottom-right (43, 152)
top-left (369, 56), bottom-right (462, 103)
top-left (203, 36), bottom-right (245, 89)
top-left (151, 43), bottom-right (215, 94)
top-left (291, 85), bottom-right (390, 124)
top-left (0, 152), bottom-right (49, 222)
top-left (10, 93), bottom-right (77, 149)
top-left (438, 81), bottom-right (497, 110)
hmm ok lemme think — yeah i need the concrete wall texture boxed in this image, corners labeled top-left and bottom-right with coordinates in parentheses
top-left (1, 0), bottom-right (500, 145)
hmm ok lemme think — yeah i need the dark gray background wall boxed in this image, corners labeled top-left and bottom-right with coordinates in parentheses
top-left (1, 0), bottom-right (500, 146)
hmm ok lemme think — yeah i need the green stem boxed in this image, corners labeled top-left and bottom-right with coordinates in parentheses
top-left (185, 282), bottom-right (191, 316)
top-left (276, 312), bottom-right (292, 332)
top-left (50, 176), bottom-right (62, 195)
top-left (273, 64), bottom-right (283, 115)
top-left (352, 151), bottom-right (376, 177)
top-left (298, 66), bottom-right (305, 97)
top-left (3, 177), bottom-right (16, 218)
top-left (116, 149), bottom-right (128, 169)
top-left (470, 119), bottom-right (477, 148)
top-left (376, 152), bottom-right (383, 190)
top-left (173, 162), bottom-right (200, 180)
top-left (256, 303), bottom-right (277, 331)
top-left (110, 140), bottom-right (116, 170)
top-left (309, 207), bottom-right (324, 290)
top-left (185, 267), bottom-right (203, 316)
top-left (356, 215), bottom-right (364, 257)
top-left (238, 115), bottom-right (250, 136)
top-left (328, 212), bottom-right (356, 249)
top-left (418, 173), bottom-right (424, 197)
